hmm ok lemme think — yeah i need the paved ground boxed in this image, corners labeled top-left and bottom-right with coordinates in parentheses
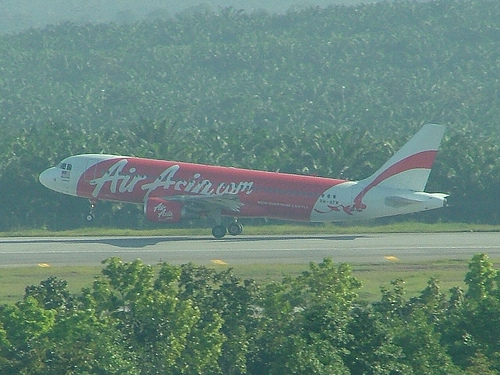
top-left (0, 232), bottom-right (498, 267)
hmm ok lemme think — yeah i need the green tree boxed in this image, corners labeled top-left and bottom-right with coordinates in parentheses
top-left (250, 259), bottom-right (361, 374)
top-left (465, 253), bottom-right (497, 301)
top-left (24, 276), bottom-right (73, 310)
top-left (94, 258), bottom-right (226, 374)
top-left (178, 264), bottom-right (257, 375)
top-left (375, 278), bottom-right (462, 374)
top-left (344, 304), bottom-right (411, 374)
top-left (0, 297), bottom-right (56, 374)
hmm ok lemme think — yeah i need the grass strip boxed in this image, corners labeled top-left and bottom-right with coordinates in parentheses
top-left (0, 222), bottom-right (499, 238)
top-left (0, 258), bottom-right (487, 305)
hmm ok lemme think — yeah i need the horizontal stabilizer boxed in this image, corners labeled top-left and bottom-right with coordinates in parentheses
top-left (385, 195), bottom-right (424, 208)
top-left (385, 192), bottom-right (448, 209)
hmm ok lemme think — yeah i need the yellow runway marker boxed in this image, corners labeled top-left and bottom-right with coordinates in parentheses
top-left (384, 256), bottom-right (400, 262)
top-left (211, 259), bottom-right (228, 265)
top-left (38, 263), bottom-right (51, 268)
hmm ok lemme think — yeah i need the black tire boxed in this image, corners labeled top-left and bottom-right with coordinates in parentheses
top-left (228, 222), bottom-right (243, 236)
top-left (212, 225), bottom-right (227, 239)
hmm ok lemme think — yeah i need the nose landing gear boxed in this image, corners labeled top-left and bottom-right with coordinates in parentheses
top-left (86, 200), bottom-right (97, 221)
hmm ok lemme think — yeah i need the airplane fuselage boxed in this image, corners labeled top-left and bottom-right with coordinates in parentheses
top-left (39, 153), bottom-right (446, 223)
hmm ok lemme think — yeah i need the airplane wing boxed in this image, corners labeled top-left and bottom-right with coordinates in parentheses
top-left (163, 193), bottom-right (243, 213)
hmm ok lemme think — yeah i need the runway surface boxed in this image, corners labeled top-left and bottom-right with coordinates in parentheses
top-left (0, 232), bottom-right (499, 267)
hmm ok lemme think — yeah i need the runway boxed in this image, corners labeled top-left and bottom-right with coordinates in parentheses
top-left (0, 232), bottom-right (499, 267)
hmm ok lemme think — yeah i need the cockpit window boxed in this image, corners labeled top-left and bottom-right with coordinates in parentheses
top-left (59, 163), bottom-right (72, 170)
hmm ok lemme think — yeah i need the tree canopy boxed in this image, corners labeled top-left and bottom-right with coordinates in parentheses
top-left (1, 254), bottom-right (500, 373)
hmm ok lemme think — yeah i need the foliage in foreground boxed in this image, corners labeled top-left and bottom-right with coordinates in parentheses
top-left (1, 254), bottom-right (499, 374)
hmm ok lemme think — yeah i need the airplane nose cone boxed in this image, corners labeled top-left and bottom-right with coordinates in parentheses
top-left (39, 168), bottom-right (57, 189)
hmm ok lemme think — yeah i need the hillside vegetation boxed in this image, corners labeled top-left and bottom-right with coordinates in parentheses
top-left (0, 0), bottom-right (498, 230)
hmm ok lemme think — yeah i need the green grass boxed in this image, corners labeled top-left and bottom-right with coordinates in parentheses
top-left (352, 259), bottom-right (471, 301)
top-left (0, 258), bottom-right (480, 305)
top-left (1, 222), bottom-right (499, 238)
top-left (0, 266), bottom-right (100, 305)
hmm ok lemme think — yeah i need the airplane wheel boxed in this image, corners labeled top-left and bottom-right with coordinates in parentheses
top-left (228, 222), bottom-right (243, 236)
top-left (86, 214), bottom-right (94, 221)
top-left (212, 225), bottom-right (227, 239)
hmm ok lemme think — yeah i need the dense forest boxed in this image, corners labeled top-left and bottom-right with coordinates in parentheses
top-left (1, 254), bottom-right (500, 374)
top-left (0, 0), bottom-right (499, 230)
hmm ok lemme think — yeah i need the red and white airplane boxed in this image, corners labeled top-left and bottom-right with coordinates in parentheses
top-left (39, 124), bottom-right (447, 238)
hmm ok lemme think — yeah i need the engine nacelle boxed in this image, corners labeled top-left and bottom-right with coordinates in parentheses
top-left (144, 197), bottom-right (184, 222)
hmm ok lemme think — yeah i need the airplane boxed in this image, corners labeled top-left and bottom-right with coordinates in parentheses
top-left (39, 124), bottom-right (448, 238)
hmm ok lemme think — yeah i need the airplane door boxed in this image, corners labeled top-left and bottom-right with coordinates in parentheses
top-left (83, 158), bottom-right (99, 181)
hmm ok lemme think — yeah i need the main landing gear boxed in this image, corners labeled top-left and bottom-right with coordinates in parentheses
top-left (228, 221), bottom-right (243, 236)
top-left (211, 221), bottom-right (243, 239)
